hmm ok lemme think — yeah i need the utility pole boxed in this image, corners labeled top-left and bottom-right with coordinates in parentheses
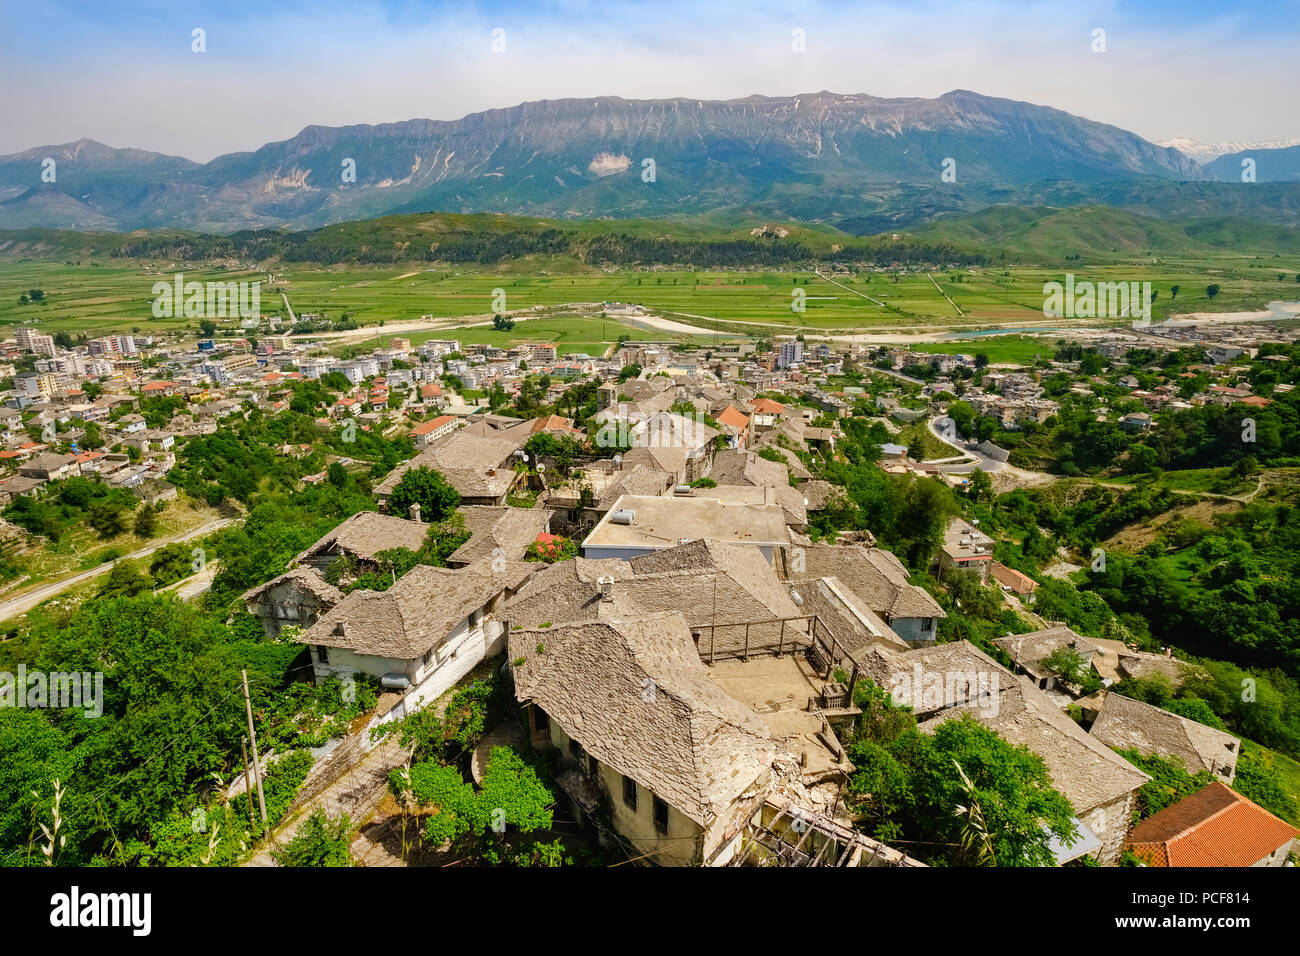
top-left (241, 670), bottom-right (268, 825)
top-left (241, 736), bottom-right (256, 832)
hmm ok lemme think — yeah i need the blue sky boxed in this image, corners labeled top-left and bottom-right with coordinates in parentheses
top-left (1, 0), bottom-right (1296, 159)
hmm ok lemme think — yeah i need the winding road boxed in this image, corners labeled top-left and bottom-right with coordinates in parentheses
top-left (0, 516), bottom-right (237, 621)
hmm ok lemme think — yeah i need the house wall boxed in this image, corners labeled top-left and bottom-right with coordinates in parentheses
top-left (1083, 789), bottom-right (1138, 866)
top-left (542, 715), bottom-right (704, 866)
top-left (1253, 842), bottom-right (1293, 867)
top-left (248, 580), bottom-right (336, 638)
top-left (938, 553), bottom-right (992, 582)
top-left (890, 616), bottom-right (938, 644)
top-left (313, 612), bottom-right (507, 727)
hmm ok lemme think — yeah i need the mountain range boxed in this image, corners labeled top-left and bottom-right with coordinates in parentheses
top-left (1, 90), bottom-right (1297, 234)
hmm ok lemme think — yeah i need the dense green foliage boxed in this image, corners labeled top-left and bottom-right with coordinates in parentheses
top-left (846, 682), bottom-right (1077, 866)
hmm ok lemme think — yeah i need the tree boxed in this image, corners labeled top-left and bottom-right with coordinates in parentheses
top-left (87, 500), bottom-right (127, 538)
top-left (1170, 285), bottom-right (1180, 299)
top-left (133, 504), bottom-right (158, 539)
top-left (525, 535), bottom-right (578, 563)
top-left (1206, 283), bottom-right (1220, 299)
top-left (1041, 646), bottom-right (1099, 693)
top-left (148, 542), bottom-right (192, 586)
top-left (618, 363), bottom-right (642, 382)
top-left (386, 466), bottom-right (460, 523)
top-left (81, 421), bottom-right (103, 450)
top-left (97, 562), bottom-right (153, 598)
top-left (965, 468), bottom-right (993, 504)
top-left (848, 705), bottom-right (1077, 867)
top-left (271, 809), bottom-right (353, 867)
top-left (198, 319), bottom-right (218, 337)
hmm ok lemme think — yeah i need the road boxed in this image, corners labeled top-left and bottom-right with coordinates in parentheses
top-left (923, 416), bottom-right (1005, 473)
top-left (0, 517), bottom-right (237, 621)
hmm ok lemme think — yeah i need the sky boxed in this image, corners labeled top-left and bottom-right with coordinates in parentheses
top-left (0, 0), bottom-right (1295, 161)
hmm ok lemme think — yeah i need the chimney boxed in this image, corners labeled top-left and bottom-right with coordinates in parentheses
top-left (598, 575), bottom-right (615, 602)
top-left (408, 502), bottom-right (422, 522)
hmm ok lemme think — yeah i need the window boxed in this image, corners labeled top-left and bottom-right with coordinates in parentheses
top-left (622, 775), bottom-right (637, 810)
top-left (652, 796), bottom-right (669, 834)
top-left (921, 617), bottom-right (934, 633)
top-left (315, 645), bottom-right (330, 665)
top-left (533, 707), bottom-right (549, 733)
top-left (569, 738), bottom-right (585, 761)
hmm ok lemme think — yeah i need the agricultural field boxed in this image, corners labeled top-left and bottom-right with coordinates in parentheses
top-left (1, 255), bottom-right (1296, 357)
top-left (331, 314), bottom-right (695, 359)
top-left (278, 261), bottom-right (1297, 330)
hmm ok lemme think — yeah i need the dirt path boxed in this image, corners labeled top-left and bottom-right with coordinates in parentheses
top-left (245, 736), bottom-right (413, 867)
top-left (0, 516), bottom-right (238, 621)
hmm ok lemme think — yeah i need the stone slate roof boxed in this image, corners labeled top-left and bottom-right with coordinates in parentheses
top-left (593, 464), bottom-right (675, 511)
top-left (797, 480), bottom-right (840, 511)
top-left (1090, 693), bottom-right (1240, 780)
top-left (447, 505), bottom-right (555, 565)
top-left (375, 430), bottom-right (522, 499)
top-left (509, 612), bottom-right (776, 825)
top-left (792, 543), bottom-right (946, 621)
top-left (620, 445), bottom-right (688, 479)
top-left (240, 566), bottom-right (343, 605)
top-left (857, 641), bottom-right (1151, 813)
top-left (710, 449), bottom-right (787, 488)
top-left (885, 642), bottom-right (1152, 812)
top-left (992, 626), bottom-right (1102, 681)
top-left (295, 511), bottom-right (430, 565)
top-left (504, 538), bottom-right (803, 656)
top-left (298, 559), bottom-right (533, 660)
top-left (797, 576), bottom-right (910, 657)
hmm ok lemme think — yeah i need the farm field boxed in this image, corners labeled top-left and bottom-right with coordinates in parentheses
top-left (1, 257), bottom-right (1296, 353)
top-left (330, 314), bottom-right (707, 358)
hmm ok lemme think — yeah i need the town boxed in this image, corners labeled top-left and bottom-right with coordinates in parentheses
top-left (2, 298), bottom-right (1296, 871)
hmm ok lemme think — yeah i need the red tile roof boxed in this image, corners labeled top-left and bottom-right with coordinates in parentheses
top-left (1126, 782), bottom-right (1297, 867)
top-left (410, 415), bottom-right (456, 436)
top-left (715, 405), bottom-right (751, 430)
